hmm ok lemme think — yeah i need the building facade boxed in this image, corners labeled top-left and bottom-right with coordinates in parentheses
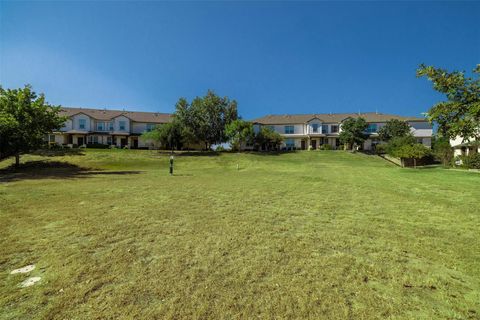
top-left (450, 136), bottom-right (479, 157)
top-left (49, 107), bottom-right (172, 148)
top-left (251, 113), bottom-right (433, 151)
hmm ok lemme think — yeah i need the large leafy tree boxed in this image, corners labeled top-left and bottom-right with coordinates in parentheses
top-left (417, 64), bottom-right (480, 141)
top-left (0, 85), bottom-right (66, 166)
top-left (378, 119), bottom-right (411, 142)
top-left (225, 119), bottom-right (255, 151)
top-left (339, 117), bottom-right (368, 150)
top-left (254, 126), bottom-right (283, 151)
top-left (141, 120), bottom-right (184, 151)
top-left (177, 90), bottom-right (238, 150)
top-left (392, 143), bottom-right (431, 168)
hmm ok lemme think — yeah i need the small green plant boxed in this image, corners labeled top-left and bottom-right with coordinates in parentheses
top-left (459, 153), bottom-right (480, 169)
top-left (320, 144), bottom-right (333, 150)
top-left (375, 144), bottom-right (387, 155)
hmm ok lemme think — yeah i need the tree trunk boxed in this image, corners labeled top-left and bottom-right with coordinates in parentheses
top-left (15, 154), bottom-right (20, 167)
top-left (413, 158), bottom-right (417, 168)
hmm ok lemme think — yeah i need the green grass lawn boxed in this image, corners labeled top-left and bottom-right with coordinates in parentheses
top-left (1, 149), bottom-right (479, 319)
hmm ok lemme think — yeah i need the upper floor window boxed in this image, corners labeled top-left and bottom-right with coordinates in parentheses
top-left (366, 123), bottom-right (377, 133)
top-left (96, 122), bottom-right (105, 131)
top-left (284, 125), bottom-right (294, 134)
top-left (109, 122), bottom-right (114, 131)
top-left (322, 125), bottom-right (329, 134)
top-left (119, 121), bottom-right (126, 131)
top-left (331, 125), bottom-right (339, 133)
top-left (312, 124), bottom-right (319, 133)
top-left (79, 119), bottom-right (86, 130)
top-left (146, 123), bottom-right (156, 132)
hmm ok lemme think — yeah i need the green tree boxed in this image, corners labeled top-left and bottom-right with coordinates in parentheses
top-left (432, 136), bottom-right (454, 167)
top-left (378, 119), bottom-right (411, 142)
top-left (254, 126), bottom-right (283, 151)
top-left (339, 117), bottom-right (368, 151)
top-left (180, 90), bottom-right (238, 150)
top-left (392, 143), bottom-right (431, 168)
top-left (386, 135), bottom-right (416, 156)
top-left (417, 64), bottom-right (480, 141)
top-left (0, 85), bottom-right (66, 166)
top-left (225, 119), bottom-right (255, 151)
top-left (141, 120), bottom-right (184, 151)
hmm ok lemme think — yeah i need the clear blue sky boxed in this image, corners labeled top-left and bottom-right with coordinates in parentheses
top-left (1, 1), bottom-right (479, 119)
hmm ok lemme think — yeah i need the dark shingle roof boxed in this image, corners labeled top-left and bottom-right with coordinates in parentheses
top-left (59, 107), bottom-right (172, 123)
top-left (251, 112), bottom-right (426, 124)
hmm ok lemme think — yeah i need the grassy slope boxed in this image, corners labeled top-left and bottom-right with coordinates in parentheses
top-left (0, 149), bottom-right (479, 319)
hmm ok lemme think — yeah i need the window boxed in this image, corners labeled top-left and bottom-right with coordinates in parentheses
top-left (416, 138), bottom-right (424, 144)
top-left (331, 125), bottom-right (339, 133)
top-left (96, 122), bottom-right (105, 131)
top-left (284, 125), bottom-right (294, 134)
top-left (108, 122), bottom-right (114, 131)
top-left (88, 135), bottom-right (98, 144)
top-left (312, 123), bottom-right (319, 133)
top-left (322, 125), bottom-right (329, 134)
top-left (119, 121), bottom-right (126, 131)
top-left (107, 136), bottom-right (113, 145)
top-left (285, 139), bottom-right (295, 150)
top-left (366, 123), bottom-right (377, 133)
top-left (79, 119), bottom-right (86, 130)
top-left (49, 134), bottom-right (55, 143)
top-left (146, 123), bottom-right (155, 132)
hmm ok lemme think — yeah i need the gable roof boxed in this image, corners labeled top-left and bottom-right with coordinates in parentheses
top-left (59, 107), bottom-right (172, 123)
top-left (251, 112), bottom-right (426, 124)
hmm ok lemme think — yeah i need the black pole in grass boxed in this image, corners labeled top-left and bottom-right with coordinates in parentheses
top-left (169, 154), bottom-right (174, 176)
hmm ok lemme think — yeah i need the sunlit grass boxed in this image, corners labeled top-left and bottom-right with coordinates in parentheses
top-left (1, 149), bottom-right (479, 319)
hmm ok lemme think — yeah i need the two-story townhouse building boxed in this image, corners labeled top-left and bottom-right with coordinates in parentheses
top-left (450, 135), bottom-right (479, 157)
top-left (251, 113), bottom-right (433, 151)
top-left (49, 107), bottom-right (172, 148)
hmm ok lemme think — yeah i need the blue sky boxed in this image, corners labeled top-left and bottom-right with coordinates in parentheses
top-left (1, 1), bottom-right (479, 119)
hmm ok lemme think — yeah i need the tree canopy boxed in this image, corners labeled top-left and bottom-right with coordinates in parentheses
top-left (339, 117), bottom-right (368, 150)
top-left (142, 90), bottom-right (238, 151)
top-left (378, 119), bottom-right (411, 142)
top-left (225, 119), bottom-right (255, 151)
top-left (254, 127), bottom-right (283, 151)
top-left (417, 64), bottom-right (480, 142)
top-left (0, 85), bottom-right (66, 166)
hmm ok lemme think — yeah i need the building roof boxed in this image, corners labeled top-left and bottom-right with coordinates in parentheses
top-left (59, 107), bottom-right (172, 123)
top-left (251, 112), bottom-right (427, 124)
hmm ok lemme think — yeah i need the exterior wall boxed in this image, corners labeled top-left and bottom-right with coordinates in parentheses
top-left (113, 116), bottom-right (131, 133)
top-left (71, 114), bottom-right (91, 132)
top-left (61, 119), bottom-right (73, 131)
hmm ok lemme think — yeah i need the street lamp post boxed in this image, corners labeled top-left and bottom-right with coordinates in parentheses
top-left (169, 155), bottom-right (174, 176)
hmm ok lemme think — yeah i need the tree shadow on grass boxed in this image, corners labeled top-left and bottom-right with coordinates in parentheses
top-left (31, 148), bottom-right (86, 157)
top-left (156, 151), bottom-right (220, 157)
top-left (0, 160), bottom-right (141, 182)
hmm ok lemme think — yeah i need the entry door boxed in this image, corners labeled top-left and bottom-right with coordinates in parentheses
top-left (133, 139), bottom-right (138, 148)
top-left (77, 137), bottom-right (84, 146)
top-left (121, 138), bottom-right (127, 147)
top-left (301, 140), bottom-right (306, 150)
top-left (311, 140), bottom-right (317, 149)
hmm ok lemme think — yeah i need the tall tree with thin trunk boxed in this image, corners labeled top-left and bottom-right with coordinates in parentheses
top-left (0, 85), bottom-right (66, 166)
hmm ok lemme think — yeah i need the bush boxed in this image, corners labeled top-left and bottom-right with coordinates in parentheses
top-left (374, 144), bottom-right (387, 155)
top-left (319, 144), bottom-right (333, 150)
top-left (215, 145), bottom-right (226, 152)
top-left (460, 153), bottom-right (480, 169)
top-left (86, 143), bottom-right (110, 149)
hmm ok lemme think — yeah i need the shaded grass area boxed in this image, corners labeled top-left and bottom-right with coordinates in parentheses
top-left (1, 149), bottom-right (479, 319)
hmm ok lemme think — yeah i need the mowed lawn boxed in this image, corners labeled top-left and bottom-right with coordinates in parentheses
top-left (1, 149), bottom-right (479, 319)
